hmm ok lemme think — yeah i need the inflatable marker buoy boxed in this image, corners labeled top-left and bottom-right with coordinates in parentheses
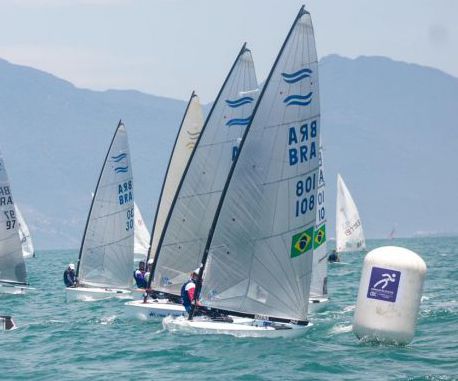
top-left (353, 246), bottom-right (427, 345)
top-left (1, 315), bottom-right (16, 331)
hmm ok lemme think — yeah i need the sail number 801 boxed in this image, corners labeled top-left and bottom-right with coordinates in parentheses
top-left (294, 174), bottom-right (316, 217)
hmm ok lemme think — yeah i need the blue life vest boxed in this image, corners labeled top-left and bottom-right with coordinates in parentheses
top-left (63, 269), bottom-right (76, 287)
top-left (133, 270), bottom-right (147, 288)
top-left (181, 280), bottom-right (195, 310)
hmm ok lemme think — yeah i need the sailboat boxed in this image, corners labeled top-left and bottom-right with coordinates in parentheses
top-left (309, 147), bottom-right (328, 312)
top-left (133, 201), bottom-right (150, 262)
top-left (126, 49), bottom-right (259, 319)
top-left (0, 151), bottom-right (30, 294)
top-left (15, 205), bottom-right (35, 259)
top-left (164, 5), bottom-right (321, 337)
top-left (335, 173), bottom-right (366, 254)
top-left (66, 121), bottom-right (135, 302)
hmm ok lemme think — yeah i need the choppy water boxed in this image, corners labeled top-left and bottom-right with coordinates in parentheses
top-left (1, 237), bottom-right (457, 380)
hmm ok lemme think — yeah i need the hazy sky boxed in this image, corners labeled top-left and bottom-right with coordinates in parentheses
top-left (1, 0), bottom-right (456, 102)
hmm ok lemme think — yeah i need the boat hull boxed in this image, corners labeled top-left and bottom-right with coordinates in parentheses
top-left (0, 284), bottom-right (29, 295)
top-left (163, 315), bottom-right (312, 338)
top-left (125, 299), bottom-right (186, 320)
top-left (308, 296), bottom-right (329, 313)
top-left (65, 287), bottom-right (132, 302)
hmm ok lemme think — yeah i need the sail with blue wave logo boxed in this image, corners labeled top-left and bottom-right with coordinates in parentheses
top-left (0, 151), bottom-right (27, 286)
top-left (196, 6), bottom-right (320, 322)
top-left (146, 92), bottom-right (204, 267)
top-left (149, 46), bottom-right (259, 296)
top-left (77, 122), bottom-right (134, 289)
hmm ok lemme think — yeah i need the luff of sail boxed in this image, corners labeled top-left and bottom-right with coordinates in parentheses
top-left (335, 173), bottom-right (366, 253)
top-left (77, 122), bottom-right (134, 289)
top-left (310, 147), bottom-right (327, 298)
top-left (133, 201), bottom-right (150, 261)
top-left (150, 47), bottom-right (259, 296)
top-left (0, 152), bottom-right (27, 285)
top-left (197, 7), bottom-right (320, 322)
top-left (146, 93), bottom-right (204, 266)
top-left (15, 205), bottom-right (35, 259)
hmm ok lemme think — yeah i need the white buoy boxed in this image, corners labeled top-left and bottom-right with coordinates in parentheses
top-left (353, 246), bottom-right (427, 345)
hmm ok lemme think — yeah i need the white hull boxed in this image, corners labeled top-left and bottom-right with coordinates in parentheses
top-left (308, 296), bottom-right (329, 313)
top-left (65, 287), bottom-right (132, 302)
top-left (0, 284), bottom-right (31, 295)
top-left (163, 315), bottom-right (312, 338)
top-left (125, 299), bottom-right (186, 320)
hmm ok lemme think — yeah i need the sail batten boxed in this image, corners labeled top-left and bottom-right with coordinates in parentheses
top-left (77, 122), bottom-right (134, 289)
top-left (336, 174), bottom-right (366, 253)
top-left (150, 45), bottom-right (259, 296)
top-left (195, 6), bottom-right (320, 322)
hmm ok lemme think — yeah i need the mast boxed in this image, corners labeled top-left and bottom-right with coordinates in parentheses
top-left (190, 5), bottom-right (310, 320)
top-left (75, 120), bottom-right (123, 279)
top-left (147, 44), bottom-right (250, 290)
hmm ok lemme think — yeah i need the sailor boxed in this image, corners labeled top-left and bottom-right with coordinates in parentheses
top-left (133, 261), bottom-right (147, 288)
top-left (144, 259), bottom-right (154, 285)
top-left (180, 268), bottom-right (202, 314)
top-left (328, 249), bottom-right (340, 263)
top-left (63, 263), bottom-right (77, 287)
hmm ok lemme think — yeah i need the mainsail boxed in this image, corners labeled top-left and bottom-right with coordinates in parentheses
top-left (146, 92), bottom-right (204, 265)
top-left (0, 152), bottom-right (27, 285)
top-left (77, 122), bottom-right (134, 289)
top-left (196, 6), bottom-right (320, 322)
top-left (335, 173), bottom-right (366, 253)
top-left (15, 205), bottom-right (35, 259)
top-left (133, 201), bottom-right (150, 261)
top-left (310, 147), bottom-right (327, 298)
top-left (149, 46), bottom-right (259, 296)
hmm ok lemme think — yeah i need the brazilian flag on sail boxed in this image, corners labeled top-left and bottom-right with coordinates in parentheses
top-left (290, 227), bottom-right (314, 258)
top-left (313, 224), bottom-right (326, 249)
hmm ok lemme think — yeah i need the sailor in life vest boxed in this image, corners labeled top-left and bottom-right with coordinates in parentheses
top-left (63, 263), bottom-right (77, 287)
top-left (133, 261), bottom-right (147, 288)
top-left (144, 259), bottom-right (154, 285)
top-left (181, 267), bottom-right (202, 314)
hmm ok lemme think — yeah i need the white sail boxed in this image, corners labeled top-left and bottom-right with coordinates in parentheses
top-left (0, 152), bottom-right (27, 285)
top-left (310, 147), bottom-right (327, 298)
top-left (133, 201), bottom-right (150, 261)
top-left (150, 47), bottom-right (259, 296)
top-left (199, 8), bottom-right (320, 322)
top-left (147, 93), bottom-right (204, 265)
top-left (15, 205), bottom-right (35, 259)
top-left (77, 122), bottom-right (134, 289)
top-left (335, 173), bottom-right (366, 253)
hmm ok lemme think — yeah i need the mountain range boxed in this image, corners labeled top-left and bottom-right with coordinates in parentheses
top-left (0, 54), bottom-right (457, 249)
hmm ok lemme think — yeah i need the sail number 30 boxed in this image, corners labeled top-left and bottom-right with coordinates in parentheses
top-left (126, 207), bottom-right (134, 231)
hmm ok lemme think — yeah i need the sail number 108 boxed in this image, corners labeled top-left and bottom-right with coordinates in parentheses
top-left (294, 174), bottom-right (316, 217)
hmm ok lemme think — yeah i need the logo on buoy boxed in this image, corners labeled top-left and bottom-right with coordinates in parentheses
top-left (367, 267), bottom-right (401, 303)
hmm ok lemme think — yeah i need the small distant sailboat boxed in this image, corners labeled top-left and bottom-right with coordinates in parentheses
top-left (15, 205), bottom-right (35, 259)
top-left (309, 147), bottom-right (328, 312)
top-left (0, 315), bottom-right (16, 330)
top-left (66, 121), bottom-right (135, 302)
top-left (0, 151), bottom-right (30, 294)
top-left (164, 5), bottom-right (321, 337)
top-left (133, 202), bottom-right (150, 262)
top-left (335, 173), bottom-right (366, 253)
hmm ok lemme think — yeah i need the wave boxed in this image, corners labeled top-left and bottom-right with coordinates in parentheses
top-left (226, 116), bottom-right (252, 127)
top-left (111, 153), bottom-right (128, 162)
top-left (225, 96), bottom-right (254, 108)
top-left (115, 166), bottom-right (129, 173)
top-left (281, 68), bottom-right (313, 84)
top-left (283, 92), bottom-right (313, 107)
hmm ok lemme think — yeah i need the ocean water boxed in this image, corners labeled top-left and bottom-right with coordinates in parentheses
top-left (1, 237), bottom-right (457, 380)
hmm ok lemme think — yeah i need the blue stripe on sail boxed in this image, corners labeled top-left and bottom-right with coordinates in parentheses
top-left (225, 116), bottom-right (252, 127)
top-left (281, 68), bottom-right (313, 83)
top-left (283, 92), bottom-right (313, 107)
top-left (225, 96), bottom-right (254, 108)
top-left (111, 153), bottom-right (127, 162)
top-left (114, 166), bottom-right (129, 173)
